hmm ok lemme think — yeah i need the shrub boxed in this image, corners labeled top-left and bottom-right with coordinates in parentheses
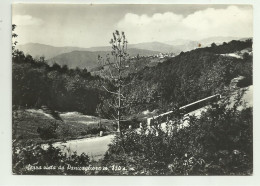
top-left (12, 141), bottom-right (91, 175)
top-left (37, 121), bottom-right (59, 140)
top-left (80, 131), bottom-right (87, 136)
top-left (87, 126), bottom-right (107, 135)
top-left (101, 97), bottom-right (253, 175)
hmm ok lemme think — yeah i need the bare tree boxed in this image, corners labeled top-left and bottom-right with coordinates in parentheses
top-left (98, 30), bottom-right (129, 135)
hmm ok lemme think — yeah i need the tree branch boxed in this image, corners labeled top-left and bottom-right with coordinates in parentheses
top-left (102, 86), bottom-right (118, 95)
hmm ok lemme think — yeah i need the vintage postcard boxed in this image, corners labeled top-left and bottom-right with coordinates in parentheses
top-left (12, 4), bottom-right (253, 175)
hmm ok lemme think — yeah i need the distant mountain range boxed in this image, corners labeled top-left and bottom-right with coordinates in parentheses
top-left (16, 43), bottom-right (90, 60)
top-left (16, 43), bottom-right (161, 70)
top-left (48, 48), bottom-right (160, 69)
top-left (85, 41), bottom-right (182, 53)
top-left (16, 36), bottom-right (250, 70)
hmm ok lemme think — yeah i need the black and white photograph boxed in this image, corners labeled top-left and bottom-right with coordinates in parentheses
top-left (10, 3), bottom-right (253, 176)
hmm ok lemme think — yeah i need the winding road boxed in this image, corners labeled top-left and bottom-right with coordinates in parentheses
top-left (48, 134), bottom-right (115, 161)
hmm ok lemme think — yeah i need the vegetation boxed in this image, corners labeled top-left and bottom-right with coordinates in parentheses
top-left (13, 93), bottom-right (252, 175)
top-left (123, 39), bottom-right (252, 115)
top-left (12, 52), bottom-right (111, 115)
top-left (12, 25), bottom-right (253, 175)
top-left (101, 96), bottom-right (253, 175)
top-left (12, 109), bottom-right (114, 142)
top-left (12, 34), bottom-right (252, 120)
top-left (98, 30), bottom-right (130, 134)
top-left (12, 141), bottom-right (92, 175)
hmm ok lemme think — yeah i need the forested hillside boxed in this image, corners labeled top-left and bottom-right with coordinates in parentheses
top-left (122, 40), bottom-right (252, 114)
top-left (12, 39), bottom-right (252, 118)
top-left (12, 50), bottom-right (112, 115)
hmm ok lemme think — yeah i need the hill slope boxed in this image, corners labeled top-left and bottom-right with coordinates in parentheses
top-left (48, 48), bottom-right (159, 70)
top-left (16, 43), bottom-right (89, 59)
top-left (17, 42), bottom-right (176, 61)
top-left (164, 36), bottom-right (244, 53)
top-left (83, 41), bottom-right (180, 53)
top-left (16, 42), bottom-right (163, 60)
top-left (123, 39), bottom-right (253, 114)
top-left (17, 37), bottom-right (248, 60)
top-left (130, 42), bottom-right (181, 53)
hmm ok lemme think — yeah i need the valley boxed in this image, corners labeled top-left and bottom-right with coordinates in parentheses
top-left (12, 36), bottom-right (253, 175)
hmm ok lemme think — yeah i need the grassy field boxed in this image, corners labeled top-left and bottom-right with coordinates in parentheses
top-left (12, 109), bottom-right (115, 143)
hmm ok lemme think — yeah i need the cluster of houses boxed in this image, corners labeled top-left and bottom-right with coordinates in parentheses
top-left (156, 52), bottom-right (175, 59)
top-left (130, 52), bottom-right (176, 60)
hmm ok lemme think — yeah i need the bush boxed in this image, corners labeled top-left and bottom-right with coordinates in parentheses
top-left (80, 131), bottom-right (87, 136)
top-left (37, 121), bottom-right (59, 140)
top-left (87, 126), bottom-right (107, 135)
top-left (101, 98), bottom-right (253, 175)
top-left (12, 141), bottom-right (91, 175)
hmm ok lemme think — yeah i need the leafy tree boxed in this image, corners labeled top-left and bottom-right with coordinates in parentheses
top-left (211, 42), bottom-right (217, 47)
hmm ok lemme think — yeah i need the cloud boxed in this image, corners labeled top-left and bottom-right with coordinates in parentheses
top-left (13, 15), bottom-right (44, 26)
top-left (116, 6), bottom-right (253, 43)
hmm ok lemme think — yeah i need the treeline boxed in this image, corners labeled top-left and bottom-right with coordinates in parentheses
top-left (123, 39), bottom-right (253, 114)
top-left (12, 50), bottom-right (112, 115)
top-left (196, 39), bottom-right (252, 54)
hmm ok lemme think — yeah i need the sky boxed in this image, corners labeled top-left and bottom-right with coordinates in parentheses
top-left (12, 4), bottom-right (253, 48)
